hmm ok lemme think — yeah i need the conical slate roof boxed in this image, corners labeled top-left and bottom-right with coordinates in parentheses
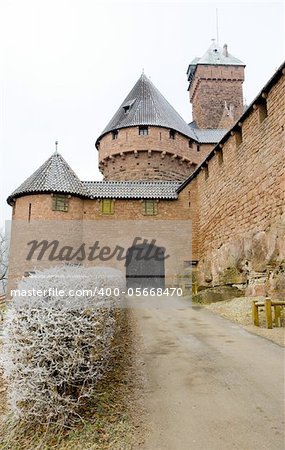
top-left (96, 73), bottom-right (196, 143)
top-left (7, 152), bottom-right (88, 205)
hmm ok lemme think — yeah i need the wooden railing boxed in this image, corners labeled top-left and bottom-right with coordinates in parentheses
top-left (252, 298), bottom-right (285, 329)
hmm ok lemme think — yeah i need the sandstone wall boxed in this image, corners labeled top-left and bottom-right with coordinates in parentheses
top-left (97, 126), bottom-right (205, 180)
top-left (8, 186), bottom-right (198, 291)
top-left (193, 70), bottom-right (285, 297)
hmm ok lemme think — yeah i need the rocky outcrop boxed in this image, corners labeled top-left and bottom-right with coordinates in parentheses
top-left (193, 285), bottom-right (245, 304)
top-left (197, 213), bottom-right (285, 298)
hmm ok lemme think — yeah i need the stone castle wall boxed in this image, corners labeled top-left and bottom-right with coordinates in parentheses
top-left (192, 69), bottom-right (285, 296)
top-left (8, 185), bottom-right (198, 291)
top-left (97, 126), bottom-right (206, 180)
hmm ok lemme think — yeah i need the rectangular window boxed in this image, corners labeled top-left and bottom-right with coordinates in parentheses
top-left (139, 126), bottom-right (148, 136)
top-left (188, 140), bottom-right (193, 148)
top-left (101, 199), bottom-right (114, 215)
top-left (112, 130), bottom-right (118, 140)
top-left (52, 195), bottom-right (69, 212)
top-left (196, 144), bottom-right (200, 152)
top-left (169, 129), bottom-right (176, 139)
top-left (143, 199), bottom-right (157, 215)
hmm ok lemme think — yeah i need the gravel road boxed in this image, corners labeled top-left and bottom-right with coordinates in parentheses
top-left (131, 295), bottom-right (285, 450)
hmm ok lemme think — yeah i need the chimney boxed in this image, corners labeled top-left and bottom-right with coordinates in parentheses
top-left (223, 44), bottom-right (229, 57)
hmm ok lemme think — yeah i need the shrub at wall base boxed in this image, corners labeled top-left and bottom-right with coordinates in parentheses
top-left (0, 265), bottom-right (125, 425)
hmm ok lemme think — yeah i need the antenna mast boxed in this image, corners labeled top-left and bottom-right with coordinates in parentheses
top-left (216, 8), bottom-right (219, 46)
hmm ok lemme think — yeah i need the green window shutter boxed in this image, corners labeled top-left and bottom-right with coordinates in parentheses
top-left (101, 199), bottom-right (114, 214)
top-left (52, 195), bottom-right (69, 212)
top-left (143, 200), bottom-right (157, 215)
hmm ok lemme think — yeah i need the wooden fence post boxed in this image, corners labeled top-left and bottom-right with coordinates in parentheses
top-left (265, 298), bottom-right (273, 329)
top-left (252, 302), bottom-right (259, 327)
top-left (274, 305), bottom-right (282, 327)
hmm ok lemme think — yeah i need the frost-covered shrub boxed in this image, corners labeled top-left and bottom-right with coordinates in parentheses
top-left (1, 265), bottom-right (125, 425)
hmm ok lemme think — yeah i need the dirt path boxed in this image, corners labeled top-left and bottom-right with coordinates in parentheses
top-left (130, 295), bottom-right (284, 450)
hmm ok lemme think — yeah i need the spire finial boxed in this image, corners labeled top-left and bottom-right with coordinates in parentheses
top-left (142, 68), bottom-right (144, 75)
top-left (55, 140), bottom-right (58, 154)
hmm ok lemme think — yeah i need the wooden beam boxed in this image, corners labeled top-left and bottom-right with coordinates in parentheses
top-left (265, 298), bottom-right (273, 329)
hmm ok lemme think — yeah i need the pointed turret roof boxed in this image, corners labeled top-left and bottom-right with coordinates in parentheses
top-left (187, 41), bottom-right (245, 85)
top-left (96, 73), bottom-right (196, 144)
top-left (196, 41), bottom-right (244, 66)
top-left (7, 152), bottom-right (87, 205)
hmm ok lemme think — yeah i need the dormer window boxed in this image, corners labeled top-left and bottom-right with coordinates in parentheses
top-left (139, 126), bottom-right (148, 136)
top-left (169, 129), bottom-right (176, 139)
top-left (112, 130), bottom-right (118, 140)
top-left (122, 98), bottom-right (136, 114)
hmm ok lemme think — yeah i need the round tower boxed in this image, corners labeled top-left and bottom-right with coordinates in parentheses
top-left (7, 152), bottom-right (86, 290)
top-left (95, 74), bottom-right (200, 181)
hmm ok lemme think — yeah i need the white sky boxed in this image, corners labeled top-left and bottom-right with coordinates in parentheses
top-left (0, 0), bottom-right (284, 225)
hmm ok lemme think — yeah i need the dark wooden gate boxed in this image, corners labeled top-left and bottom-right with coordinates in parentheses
top-left (126, 244), bottom-right (165, 289)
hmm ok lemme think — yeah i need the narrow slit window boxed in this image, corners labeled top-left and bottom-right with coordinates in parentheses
top-left (204, 165), bottom-right (209, 180)
top-left (28, 203), bottom-right (32, 221)
top-left (143, 199), bottom-right (157, 215)
top-left (101, 199), bottom-right (114, 215)
top-left (52, 195), bottom-right (69, 212)
top-left (218, 150), bottom-right (223, 165)
top-left (139, 126), bottom-right (148, 136)
top-left (235, 128), bottom-right (243, 147)
top-left (259, 99), bottom-right (268, 123)
top-left (188, 140), bottom-right (193, 148)
top-left (196, 144), bottom-right (200, 152)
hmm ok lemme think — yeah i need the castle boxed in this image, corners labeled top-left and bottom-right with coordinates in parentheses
top-left (7, 42), bottom-right (285, 297)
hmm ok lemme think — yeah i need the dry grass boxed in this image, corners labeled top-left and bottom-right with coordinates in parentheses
top-left (0, 310), bottom-right (144, 450)
top-left (205, 296), bottom-right (285, 347)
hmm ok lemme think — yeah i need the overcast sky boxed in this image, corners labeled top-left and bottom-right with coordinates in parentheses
top-left (0, 0), bottom-right (284, 225)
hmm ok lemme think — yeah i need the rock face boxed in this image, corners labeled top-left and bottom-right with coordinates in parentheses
top-left (193, 286), bottom-right (245, 304)
top-left (197, 213), bottom-right (285, 298)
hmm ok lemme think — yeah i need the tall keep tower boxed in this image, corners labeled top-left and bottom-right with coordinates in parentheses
top-left (187, 41), bottom-right (245, 129)
top-left (95, 74), bottom-right (200, 181)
